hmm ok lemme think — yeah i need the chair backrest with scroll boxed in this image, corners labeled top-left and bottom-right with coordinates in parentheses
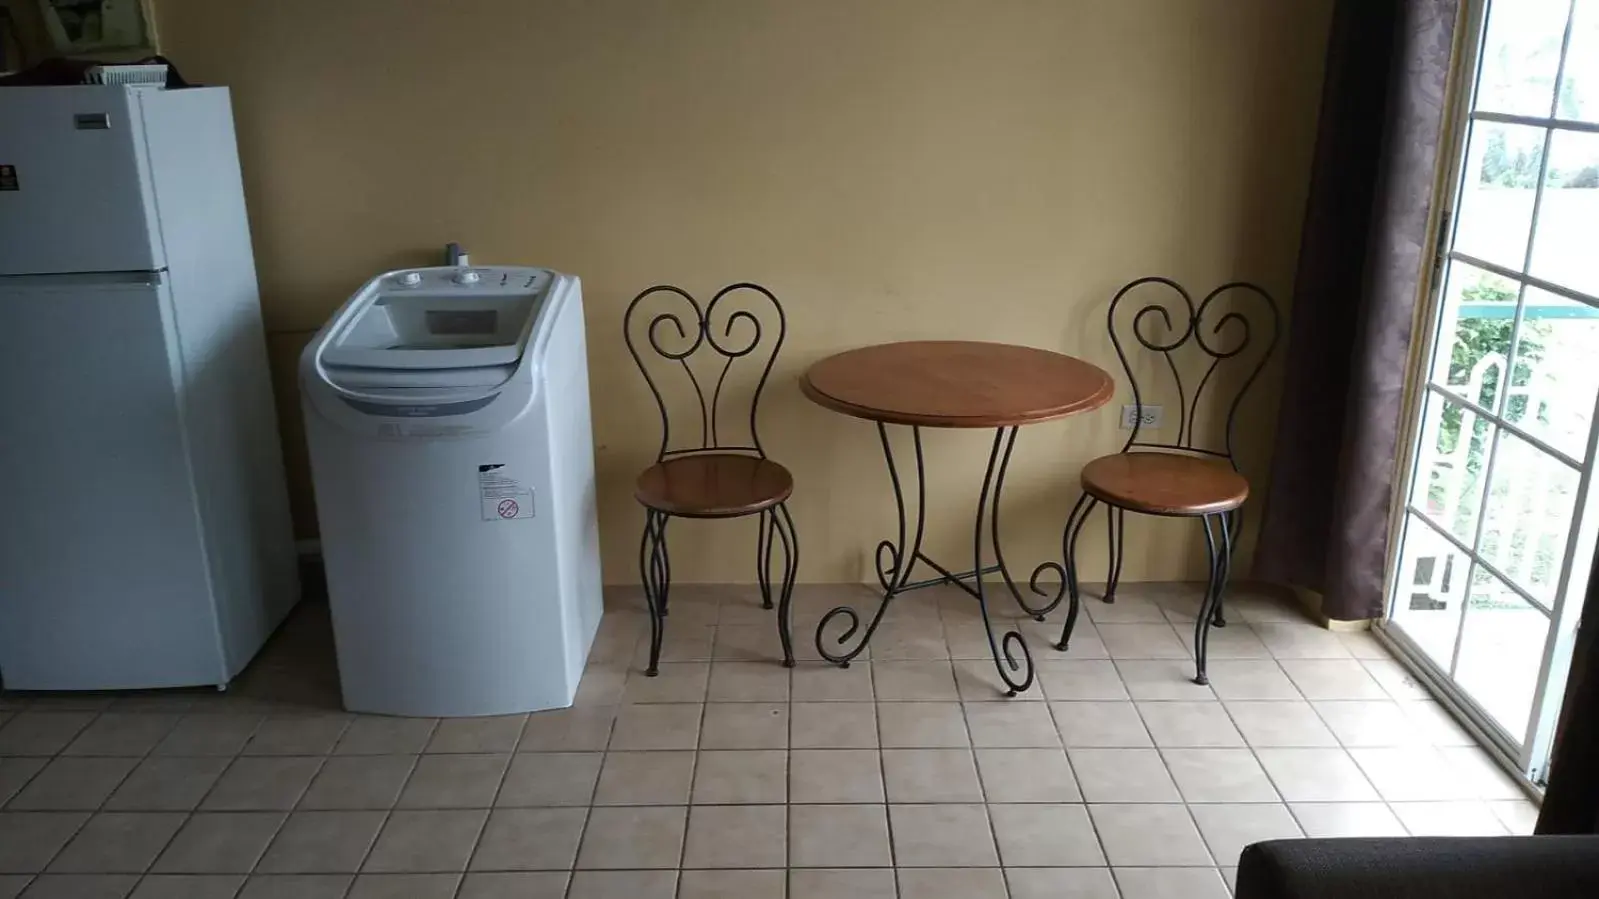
top-left (623, 282), bottom-right (787, 464)
top-left (1107, 277), bottom-right (1281, 469)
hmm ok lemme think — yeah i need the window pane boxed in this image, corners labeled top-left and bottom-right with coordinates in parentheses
top-left (1477, 430), bottom-right (1581, 605)
top-left (1454, 566), bottom-right (1550, 737)
top-left (1390, 514), bottom-right (1473, 671)
top-left (1557, 0), bottom-right (1598, 122)
top-left (1431, 263), bottom-right (1519, 411)
top-left (1528, 130), bottom-right (1599, 297)
top-left (1501, 287), bottom-right (1599, 460)
top-left (1409, 389), bottom-right (1494, 547)
top-left (1475, 0), bottom-right (1572, 116)
top-left (1454, 122), bottom-right (1546, 272)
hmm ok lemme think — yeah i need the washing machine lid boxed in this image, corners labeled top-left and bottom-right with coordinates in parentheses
top-left (320, 267), bottom-right (549, 372)
top-left (321, 364), bottom-right (517, 390)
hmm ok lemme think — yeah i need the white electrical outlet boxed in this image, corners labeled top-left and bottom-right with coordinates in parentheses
top-left (1119, 404), bottom-right (1163, 430)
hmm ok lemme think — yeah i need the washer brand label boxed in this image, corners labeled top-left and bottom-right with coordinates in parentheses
top-left (380, 423), bottom-right (477, 439)
top-left (342, 394), bottom-right (498, 420)
top-left (479, 463), bottom-right (534, 521)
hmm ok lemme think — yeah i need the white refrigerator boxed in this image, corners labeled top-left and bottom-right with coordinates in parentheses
top-left (0, 85), bottom-right (299, 691)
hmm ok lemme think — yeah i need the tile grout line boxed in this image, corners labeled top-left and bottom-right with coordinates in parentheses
top-left (1207, 672), bottom-right (1306, 855)
top-left (1295, 679), bottom-right (1417, 837)
top-left (561, 689), bottom-right (622, 899)
top-left (1235, 660), bottom-right (1391, 816)
top-left (125, 707), bottom-right (270, 898)
top-left (1039, 679), bottom-right (1112, 882)
top-left (782, 621), bottom-right (794, 899)
top-left (0, 704), bottom-right (94, 899)
top-left (1172, 633), bottom-right (1295, 873)
top-left (9, 697), bottom-right (152, 896)
top-left (1219, 646), bottom-right (1444, 842)
top-left (961, 688), bottom-right (1007, 894)
top-left (225, 711), bottom-right (322, 891)
top-left (173, 710), bottom-right (273, 889)
top-left (347, 718), bottom-right (436, 891)
top-left (247, 714), bottom-right (353, 898)
top-left (1088, 599), bottom-right (1233, 879)
top-left (0, 704), bottom-right (97, 836)
top-left (671, 620), bottom-right (713, 899)
top-left (863, 657), bottom-right (903, 896)
top-left (3, 588), bottom-right (1476, 893)
top-left (1154, 600), bottom-right (1222, 876)
top-left (452, 711), bottom-right (532, 899)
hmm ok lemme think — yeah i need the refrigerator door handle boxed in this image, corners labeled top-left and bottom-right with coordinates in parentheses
top-left (0, 270), bottom-right (167, 287)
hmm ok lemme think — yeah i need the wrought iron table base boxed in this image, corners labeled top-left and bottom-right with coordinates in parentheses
top-left (815, 423), bottom-right (1071, 697)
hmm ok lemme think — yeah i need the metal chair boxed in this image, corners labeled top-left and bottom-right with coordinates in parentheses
top-left (1055, 277), bottom-right (1280, 685)
top-left (625, 282), bottom-right (798, 676)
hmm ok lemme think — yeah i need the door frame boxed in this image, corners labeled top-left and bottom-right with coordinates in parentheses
top-left (1376, 0), bottom-right (1599, 789)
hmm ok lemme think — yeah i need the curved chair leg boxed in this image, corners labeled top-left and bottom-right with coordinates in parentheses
top-left (657, 514), bottom-right (672, 619)
top-left (1213, 508), bottom-right (1240, 627)
top-left (1213, 512), bottom-right (1233, 629)
top-left (639, 509), bottom-right (670, 677)
top-left (756, 509), bottom-right (775, 610)
top-left (1192, 514), bottom-right (1224, 686)
top-left (772, 502), bottom-right (799, 668)
top-left (1055, 497), bottom-right (1100, 651)
top-left (1104, 505), bottom-right (1125, 604)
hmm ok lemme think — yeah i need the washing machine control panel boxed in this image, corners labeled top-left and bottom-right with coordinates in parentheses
top-left (386, 266), bottom-right (550, 296)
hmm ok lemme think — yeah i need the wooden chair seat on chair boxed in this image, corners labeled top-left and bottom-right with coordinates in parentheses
top-left (635, 453), bottom-right (794, 518)
top-left (1081, 451), bottom-right (1249, 517)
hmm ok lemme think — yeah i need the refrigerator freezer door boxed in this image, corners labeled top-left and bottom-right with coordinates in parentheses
top-left (0, 277), bottom-right (225, 690)
top-left (0, 86), bottom-right (165, 276)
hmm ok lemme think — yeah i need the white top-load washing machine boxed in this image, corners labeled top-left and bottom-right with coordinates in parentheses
top-left (301, 265), bottom-right (603, 717)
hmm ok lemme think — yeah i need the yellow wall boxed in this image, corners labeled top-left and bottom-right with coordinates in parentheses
top-left (151, 0), bottom-right (1331, 586)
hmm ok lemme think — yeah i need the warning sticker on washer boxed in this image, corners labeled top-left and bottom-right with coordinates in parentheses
top-left (478, 464), bottom-right (534, 521)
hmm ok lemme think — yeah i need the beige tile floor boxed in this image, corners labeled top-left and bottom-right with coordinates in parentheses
top-left (0, 582), bottom-right (1537, 899)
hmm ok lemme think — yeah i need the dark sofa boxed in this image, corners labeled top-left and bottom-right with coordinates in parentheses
top-left (1236, 837), bottom-right (1599, 899)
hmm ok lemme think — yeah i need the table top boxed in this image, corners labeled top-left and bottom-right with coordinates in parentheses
top-left (801, 340), bottom-right (1115, 428)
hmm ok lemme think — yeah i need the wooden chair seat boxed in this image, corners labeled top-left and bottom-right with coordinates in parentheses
top-left (1081, 451), bottom-right (1249, 517)
top-left (635, 453), bottom-right (794, 518)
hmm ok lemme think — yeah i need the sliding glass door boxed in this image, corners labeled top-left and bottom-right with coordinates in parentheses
top-left (1385, 0), bottom-right (1599, 783)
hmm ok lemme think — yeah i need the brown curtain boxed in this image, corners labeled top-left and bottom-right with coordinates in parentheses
top-left (1254, 0), bottom-right (1459, 621)
top-left (1538, 561), bottom-right (1599, 834)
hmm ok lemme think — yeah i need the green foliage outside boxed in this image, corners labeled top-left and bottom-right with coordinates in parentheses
top-left (1430, 279), bottom-right (1557, 606)
top-left (1480, 129), bottom-right (1599, 188)
top-left (1437, 282), bottom-right (1547, 473)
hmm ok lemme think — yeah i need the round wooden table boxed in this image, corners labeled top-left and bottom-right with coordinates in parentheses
top-left (802, 340), bottom-right (1114, 695)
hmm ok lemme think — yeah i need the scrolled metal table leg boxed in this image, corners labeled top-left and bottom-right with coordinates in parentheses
top-left (1054, 494), bottom-right (1099, 652)
top-left (990, 426), bottom-right (1068, 622)
top-left (973, 427), bottom-right (1035, 697)
top-left (815, 422), bottom-right (926, 667)
top-left (816, 422), bottom-right (1041, 695)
